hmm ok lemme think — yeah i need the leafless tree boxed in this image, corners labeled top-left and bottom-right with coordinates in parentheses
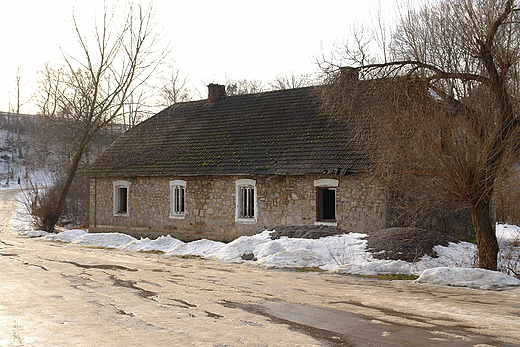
top-left (322, 0), bottom-right (520, 270)
top-left (320, 2), bottom-right (393, 71)
top-left (13, 66), bottom-right (27, 114)
top-left (35, 2), bottom-right (168, 232)
top-left (269, 72), bottom-right (314, 90)
top-left (225, 78), bottom-right (266, 95)
top-left (120, 89), bottom-right (154, 127)
top-left (157, 65), bottom-right (191, 107)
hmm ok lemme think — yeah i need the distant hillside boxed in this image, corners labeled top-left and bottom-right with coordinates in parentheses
top-left (0, 112), bottom-right (125, 187)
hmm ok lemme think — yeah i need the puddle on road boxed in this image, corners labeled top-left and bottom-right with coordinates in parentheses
top-left (221, 300), bottom-right (505, 347)
top-left (221, 300), bottom-right (354, 347)
top-left (328, 299), bottom-right (457, 326)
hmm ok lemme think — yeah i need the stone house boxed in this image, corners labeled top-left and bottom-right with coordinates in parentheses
top-left (87, 84), bottom-right (389, 242)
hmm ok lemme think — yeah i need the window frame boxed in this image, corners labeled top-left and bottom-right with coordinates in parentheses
top-left (113, 180), bottom-right (131, 217)
top-left (314, 179), bottom-right (339, 226)
top-left (170, 180), bottom-right (187, 219)
top-left (235, 179), bottom-right (257, 224)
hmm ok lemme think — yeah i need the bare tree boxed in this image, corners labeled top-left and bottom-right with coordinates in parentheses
top-left (269, 72), bottom-right (314, 90)
top-left (13, 66), bottom-right (27, 114)
top-left (322, 0), bottom-right (520, 270)
top-left (225, 78), bottom-right (266, 95)
top-left (36, 2), bottom-right (168, 232)
top-left (320, 2), bottom-right (393, 71)
top-left (120, 89), bottom-right (154, 127)
top-left (157, 65), bottom-right (191, 107)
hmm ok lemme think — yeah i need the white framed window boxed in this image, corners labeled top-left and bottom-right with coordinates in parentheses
top-left (170, 180), bottom-right (187, 219)
top-left (113, 180), bottom-right (131, 217)
top-left (235, 179), bottom-right (257, 223)
top-left (314, 179), bottom-right (339, 226)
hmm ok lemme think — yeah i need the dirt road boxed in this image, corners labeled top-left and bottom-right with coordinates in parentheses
top-left (1, 189), bottom-right (520, 346)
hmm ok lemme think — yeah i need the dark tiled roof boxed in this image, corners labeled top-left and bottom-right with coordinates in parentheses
top-left (88, 86), bottom-right (369, 177)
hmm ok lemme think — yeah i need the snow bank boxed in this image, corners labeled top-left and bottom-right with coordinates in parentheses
top-left (215, 230), bottom-right (272, 262)
top-left (496, 224), bottom-right (520, 276)
top-left (73, 232), bottom-right (137, 249)
top-left (46, 231), bottom-right (137, 249)
top-left (46, 229), bottom-right (88, 243)
top-left (497, 224), bottom-right (520, 241)
top-left (257, 249), bottom-right (325, 269)
top-left (125, 235), bottom-right (184, 252)
top-left (167, 239), bottom-right (226, 258)
top-left (416, 267), bottom-right (520, 289)
top-left (335, 259), bottom-right (415, 276)
top-left (210, 232), bottom-right (371, 270)
top-left (26, 230), bottom-right (51, 238)
top-left (16, 220), bottom-right (519, 289)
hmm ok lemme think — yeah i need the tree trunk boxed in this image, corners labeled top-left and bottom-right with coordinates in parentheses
top-left (41, 138), bottom-right (90, 233)
top-left (470, 199), bottom-right (499, 271)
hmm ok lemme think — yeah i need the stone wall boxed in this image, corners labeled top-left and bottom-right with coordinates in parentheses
top-left (89, 174), bottom-right (388, 241)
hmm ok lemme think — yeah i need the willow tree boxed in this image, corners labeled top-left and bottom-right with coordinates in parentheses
top-left (36, 3), bottom-right (168, 232)
top-left (322, 0), bottom-right (520, 270)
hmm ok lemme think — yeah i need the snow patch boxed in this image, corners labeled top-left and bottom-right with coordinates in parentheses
top-left (8, 210), bottom-right (518, 290)
top-left (125, 235), bottom-right (184, 252)
top-left (167, 239), bottom-right (226, 258)
top-left (215, 230), bottom-right (272, 262)
top-left (416, 267), bottom-right (520, 289)
top-left (46, 229), bottom-right (88, 243)
top-left (257, 249), bottom-right (325, 269)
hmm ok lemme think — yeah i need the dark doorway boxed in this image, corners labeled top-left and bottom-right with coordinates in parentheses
top-left (317, 187), bottom-right (336, 221)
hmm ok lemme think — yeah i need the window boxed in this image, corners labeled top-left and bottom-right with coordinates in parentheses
top-left (235, 179), bottom-right (257, 223)
top-left (170, 180), bottom-right (187, 219)
top-left (314, 179), bottom-right (339, 225)
top-left (113, 180), bottom-right (131, 216)
top-left (239, 186), bottom-right (255, 218)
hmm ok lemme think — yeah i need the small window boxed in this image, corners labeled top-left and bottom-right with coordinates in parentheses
top-left (235, 179), bottom-right (257, 223)
top-left (113, 180), bottom-right (131, 216)
top-left (170, 180), bottom-right (187, 219)
top-left (239, 186), bottom-right (255, 218)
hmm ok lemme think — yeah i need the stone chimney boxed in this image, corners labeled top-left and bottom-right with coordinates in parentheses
top-left (207, 83), bottom-right (226, 102)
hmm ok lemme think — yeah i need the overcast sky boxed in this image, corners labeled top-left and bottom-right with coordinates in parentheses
top-left (1, 0), bottom-right (405, 114)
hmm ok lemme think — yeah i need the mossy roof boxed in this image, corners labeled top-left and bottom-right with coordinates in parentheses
top-left (87, 86), bottom-right (369, 177)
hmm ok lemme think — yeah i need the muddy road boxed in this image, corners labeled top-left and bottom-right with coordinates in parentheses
top-left (1, 189), bottom-right (519, 346)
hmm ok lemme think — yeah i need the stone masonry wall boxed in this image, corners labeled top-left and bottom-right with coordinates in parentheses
top-left (89, 174), bottom-right (388, 241)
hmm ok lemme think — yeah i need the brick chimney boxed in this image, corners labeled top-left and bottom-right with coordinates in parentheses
top-left (207, 83), bottom-right (226, 102)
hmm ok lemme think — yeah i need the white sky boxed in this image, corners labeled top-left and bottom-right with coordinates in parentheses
top-left (1, 0), bottom-right (404, 114)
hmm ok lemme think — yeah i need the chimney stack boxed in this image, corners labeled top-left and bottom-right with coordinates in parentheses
top-left (207, 83), bottom-right (226, 102)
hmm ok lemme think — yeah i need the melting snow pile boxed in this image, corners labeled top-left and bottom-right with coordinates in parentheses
top-left (416, 267), bottom-right (520, 290)
top-left (30, 225), bottom-right (520, 290)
